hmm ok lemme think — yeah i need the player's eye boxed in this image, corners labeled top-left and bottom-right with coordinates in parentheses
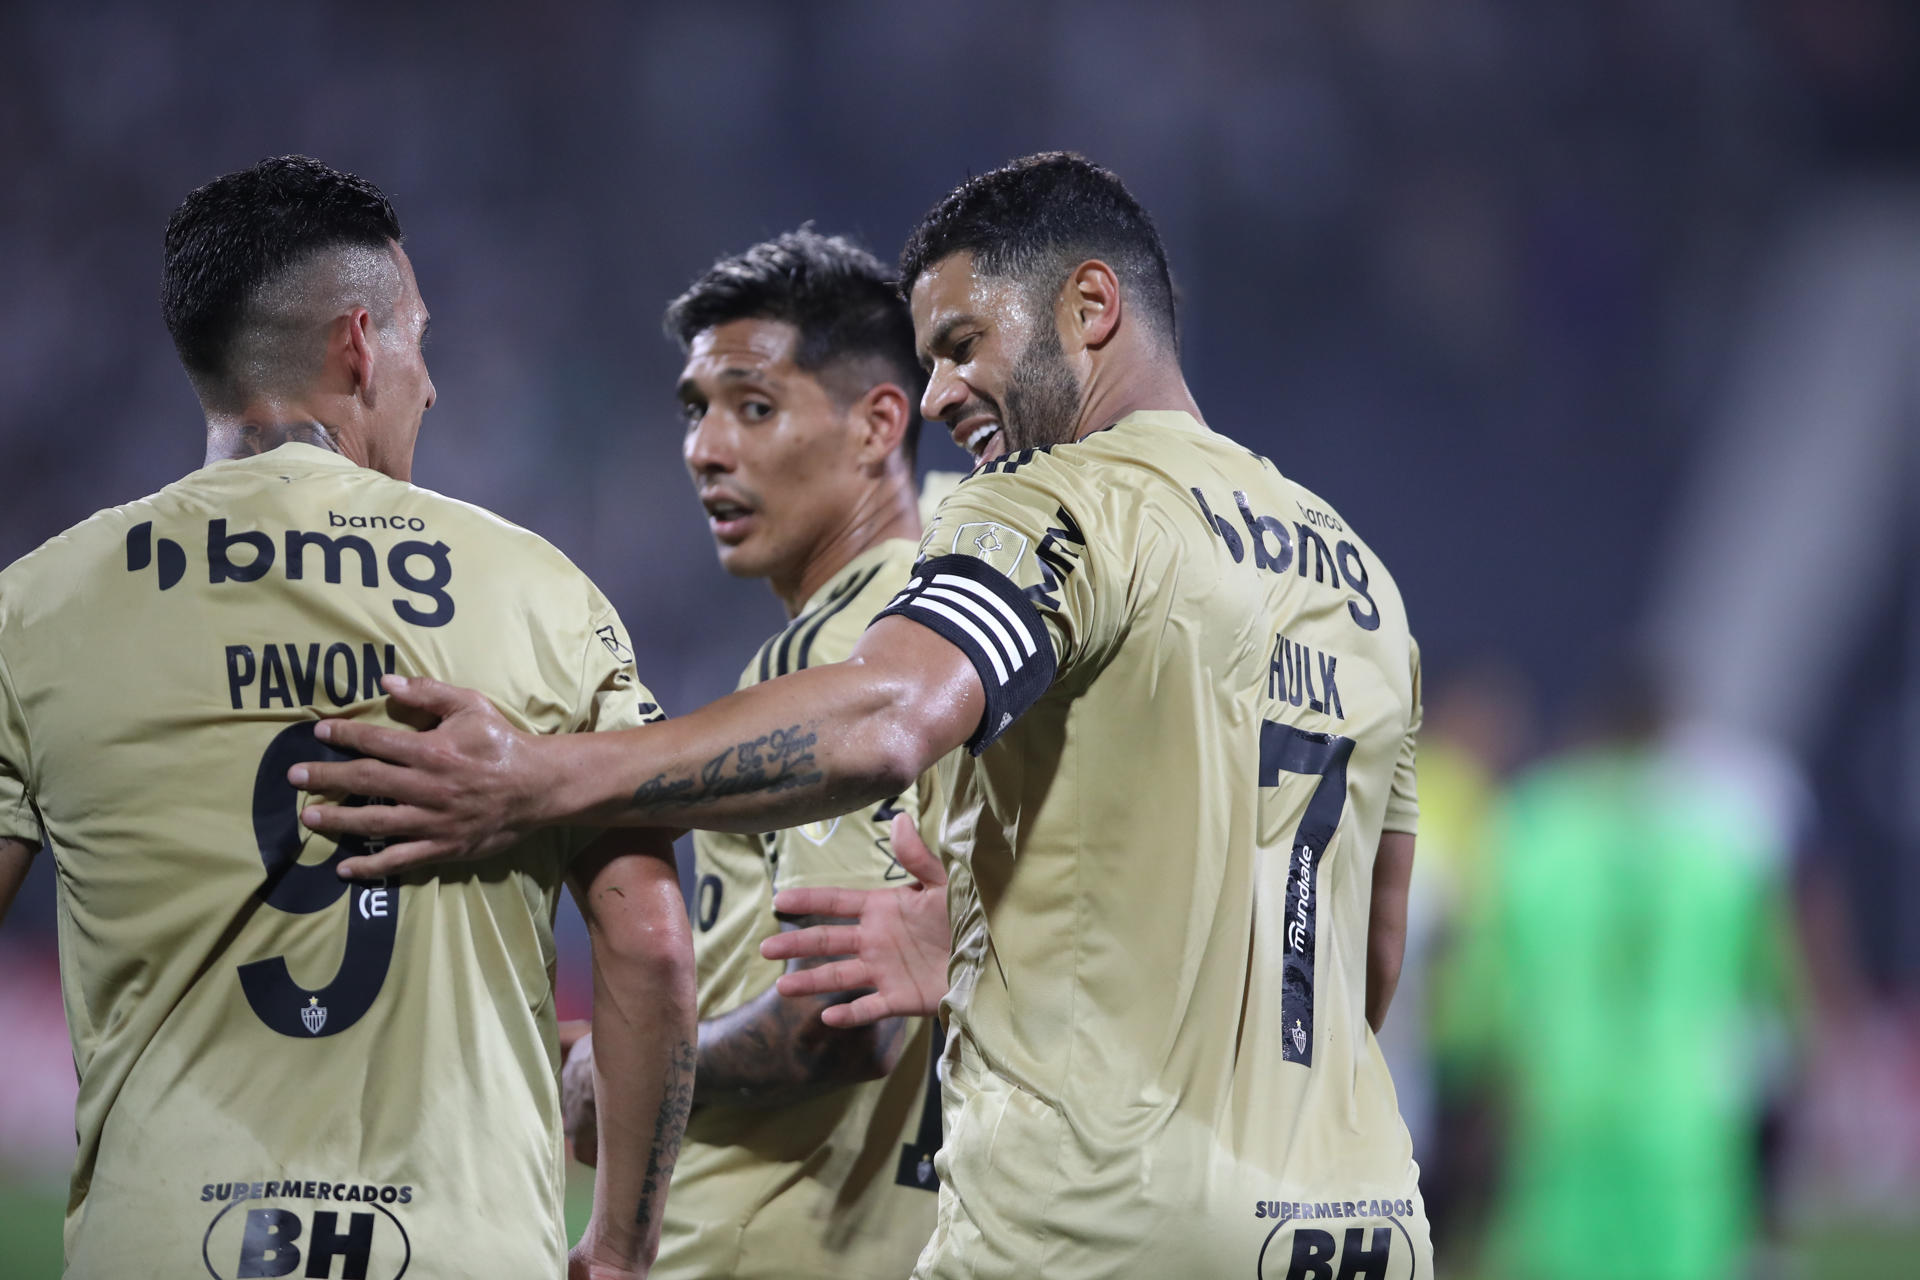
top-left (952, 336), bottom-right (977, 365)
top-left (680, 400), bottom-right (706, 427)
top-left (741, 399), bottom-right (775, 423)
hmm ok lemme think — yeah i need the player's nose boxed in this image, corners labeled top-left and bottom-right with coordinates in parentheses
top-left (922, 364), bottom-right (967, 424)
top-left (683, 408), bottom-right (732, 474)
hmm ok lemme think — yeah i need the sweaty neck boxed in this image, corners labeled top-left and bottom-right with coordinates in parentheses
top-left (1073, 342), bottom-right (1204, 441)
top-left (203, 401), bottom-right (404, 479)
top-left (771, 469), bottom-right (923, 618)
top-left (205, 417), bottom-right (345, 466)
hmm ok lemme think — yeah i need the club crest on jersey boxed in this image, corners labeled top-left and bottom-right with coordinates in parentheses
top-left (797, 816), bottom-right (841, 846)
top-left (595, 624), bottom-right (633, 663)
top-left (953, 523), bottom-right (1029, 576)
top-left (302, 998), bottom-right (327, 1035)
top-left (1291, 1019), bottom-right (1307, 1058)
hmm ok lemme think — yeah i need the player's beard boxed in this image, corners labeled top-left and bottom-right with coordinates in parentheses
top-left (1001, 320), bottom-right (1083, 453)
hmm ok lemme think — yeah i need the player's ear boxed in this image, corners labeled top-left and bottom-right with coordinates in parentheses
top-left (1061, 260), bottom-right (1122, 353)
top-left (335, 307), bottom-right (377, 398)
top-left (853, 381), bottom-right (912, 470)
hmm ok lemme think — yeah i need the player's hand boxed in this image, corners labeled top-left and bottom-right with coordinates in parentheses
top-left (561, 1027), bottom-right (599, 1168)
top-left (289, 674), bottom-right (549, 877)
top-left (567, 1240), bottom-right (646, 1280)
top-left (761, 813), bottom-right (951, 1027)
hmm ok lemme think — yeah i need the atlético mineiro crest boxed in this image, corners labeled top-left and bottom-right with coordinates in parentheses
top-left (302, 997), bottom-right (327, 1035)
top-left (1290, 1018), bottom-right (1307, 1058)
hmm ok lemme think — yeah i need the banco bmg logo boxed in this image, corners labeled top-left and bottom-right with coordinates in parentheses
top-left (201, 1180), bottom-right (412, 1279)
top-left (126, 517), bottom-right (455, 627)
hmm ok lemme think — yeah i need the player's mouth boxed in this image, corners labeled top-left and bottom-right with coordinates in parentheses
top-left (701, 493), bottom-right (757, 544)
top-left (953, 416), bottom-right (1006, 465)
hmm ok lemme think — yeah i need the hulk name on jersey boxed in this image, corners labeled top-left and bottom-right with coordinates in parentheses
top-left (0, 445), bottom-right (662, 1279)
top-left (875, 411), bottom-right (1430, 1280)
top-left (669, 535), bottom-right (945, 1280)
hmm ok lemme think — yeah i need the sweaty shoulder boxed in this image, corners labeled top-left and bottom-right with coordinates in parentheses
top-left (920, 411), bottom-right (1407, 656)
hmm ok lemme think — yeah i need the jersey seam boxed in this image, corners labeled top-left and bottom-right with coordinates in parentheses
top-left (1028, 714), bottom-right (1086, 1273)
top-left (0, 632), bottom-right (37, 815)
top-left (570, 579), bottom-right (609, 733)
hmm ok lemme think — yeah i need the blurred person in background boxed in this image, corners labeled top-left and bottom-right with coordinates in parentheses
top-left (1646, 0), bottom-right (1920, 1229)
top-left (1456, 665), bottom-right (1804, 1280)
top-left (0, 156), bottom-right (696, 1280)
top-left (1373, 662), bottom-right (1535, 1264)
top-left (560, 229), bottom-right (948, 1280)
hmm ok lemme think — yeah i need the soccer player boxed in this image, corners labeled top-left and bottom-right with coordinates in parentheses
top-left (301, 153), bottom-right (1431, 1279)
top-left (0, 156), bottom-right (695, 1280)
top-left (560, 230), bottom-right (945, 1279)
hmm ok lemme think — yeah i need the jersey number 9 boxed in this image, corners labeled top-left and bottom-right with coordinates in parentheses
top-left (237, 721), bottom-right (400, 1038)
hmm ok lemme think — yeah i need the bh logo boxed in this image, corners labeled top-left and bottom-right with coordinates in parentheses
top-left (1257, 1223), bottom-right (1417, 1280)
top-left (202, 1196), bottom-right (411, 1279)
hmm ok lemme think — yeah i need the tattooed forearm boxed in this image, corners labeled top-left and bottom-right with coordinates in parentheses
top-left (633, 1038), bottom-right (696, 1232)
top-left (694, 917), bottom-right (910, 1109)
top-left (630, 724), bottom-right (826, 811)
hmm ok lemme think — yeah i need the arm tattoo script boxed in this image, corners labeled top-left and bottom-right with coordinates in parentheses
top-left (694, 917), bottom-right (909, 1109)
top-left (633, 1038), bottom-right (696, 1231)
top-left (629, 723), bottom-right (825, 811)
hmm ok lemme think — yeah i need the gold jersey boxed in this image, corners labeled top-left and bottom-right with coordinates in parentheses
top-left (662, 537), bottom-right (942, 1280)
top-left (0, 444), bottom-right (659, 1280)
top-left (874, 413), bottom-right (1429, 1280)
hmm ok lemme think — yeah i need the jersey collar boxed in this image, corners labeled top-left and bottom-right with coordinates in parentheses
top-left (1107, 409), bottom-right (1208, 436)
top-left (797, 537), bottom-right (917, 616)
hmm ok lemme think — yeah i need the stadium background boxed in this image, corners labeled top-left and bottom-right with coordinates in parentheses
top-left (2, 1), bottom-right (1917, 1275)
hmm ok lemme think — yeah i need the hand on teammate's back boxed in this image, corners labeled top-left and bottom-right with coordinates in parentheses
top-left (761, 814), bottom-right (952, 1026)
top-left (292, 674), bottom-right (543, 875)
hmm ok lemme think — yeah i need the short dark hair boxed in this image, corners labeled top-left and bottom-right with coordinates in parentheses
top-left (899, 152), bottom-right (1177, 347)
top-left (163, 155), bottom-right (402, 401)
top-left (664, 229), bottom-right (926, 464)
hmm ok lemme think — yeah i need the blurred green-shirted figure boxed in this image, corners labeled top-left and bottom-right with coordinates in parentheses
top-left (1459, 703), bottom-right (1803, 1280)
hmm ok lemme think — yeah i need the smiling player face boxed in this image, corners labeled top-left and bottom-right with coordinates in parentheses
top-left (677, 317), bottom-right (872, 591)
top-left (911, 251), bottom-right (1085, 468)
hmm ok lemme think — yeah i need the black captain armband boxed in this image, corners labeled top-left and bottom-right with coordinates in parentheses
top-left (873, 554), bottom-right (1057, 754)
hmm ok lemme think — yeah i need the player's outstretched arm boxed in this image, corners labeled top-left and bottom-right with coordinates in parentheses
top-left (761, 814), bottom-right (953, 1029)
top-left (566, 830), bottom-right (696, 1280)
top-left (1365, 830), bottom-right (1416, 1034)
top-left (0, 837), bottom-right (36, 924)
top-left (297, 618), bottom-right (982, 877)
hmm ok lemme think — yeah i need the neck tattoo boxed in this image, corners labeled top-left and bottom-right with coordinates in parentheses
top-left (210, 421), bottom-right (341, 461)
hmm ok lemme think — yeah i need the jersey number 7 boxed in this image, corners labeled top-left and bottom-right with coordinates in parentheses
top-left (1259, 721), bottom-right (1353, 1069)
top-left (237, 721), bottom-right (400, 1038)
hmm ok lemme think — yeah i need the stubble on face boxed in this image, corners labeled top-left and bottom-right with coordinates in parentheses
top-left (1001, 311), bottom-right (1083, 453)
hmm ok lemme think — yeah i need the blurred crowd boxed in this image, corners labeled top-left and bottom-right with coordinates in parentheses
top-left (3, 1), bottom-right (1918, 1274)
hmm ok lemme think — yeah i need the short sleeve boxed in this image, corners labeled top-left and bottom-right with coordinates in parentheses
top-left (1383, 637), bottom-right (1422, 835)
top-left (572, 586), bottom-right (667, 737)
top-left (560, 586), bottom-right (665, 861)
top-left (0, 642), bottom-right (38, 842)
top-left (874, 460), bottom-right (1104, 753)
